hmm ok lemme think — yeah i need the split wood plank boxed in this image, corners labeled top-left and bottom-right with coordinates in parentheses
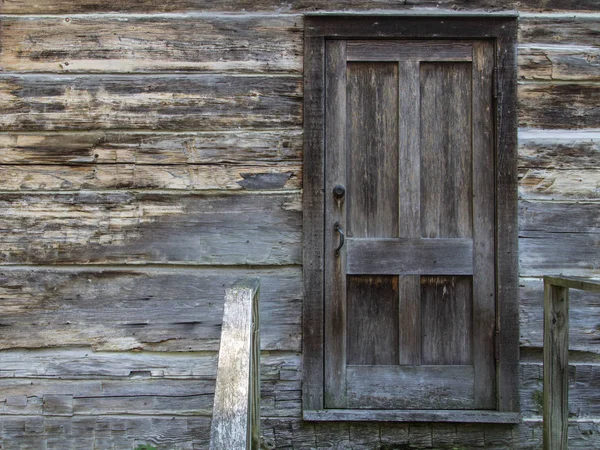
top-left (0, 74), bottom-right (302, 131)
top-left (0, 131), bottom-right (303, 165)
top-left (0, 192), bottom-right (302, 266)
top-left (0, 15), bottom-right (302, 74)
top-left (0, 268), bottom-right (301, 352)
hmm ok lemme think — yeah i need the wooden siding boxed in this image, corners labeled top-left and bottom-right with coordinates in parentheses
top-left (0, 5), bottom-right (598, 450)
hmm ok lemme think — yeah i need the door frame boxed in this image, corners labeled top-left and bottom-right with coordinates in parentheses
top-left (302, 13), bottom-right (520, 423)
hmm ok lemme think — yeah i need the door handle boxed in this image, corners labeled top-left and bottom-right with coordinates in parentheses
top-left (334, 222), bottom-right (345, 256)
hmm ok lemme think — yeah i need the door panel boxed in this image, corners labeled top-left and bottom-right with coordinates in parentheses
top-left (324, 39), bottom-right (496, 410)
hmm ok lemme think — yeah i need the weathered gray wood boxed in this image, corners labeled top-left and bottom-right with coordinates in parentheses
top-left (346, 366), bottom-right (475, 410)
top-left (519, 45), bottom-right (600, 81)
top-left (0, 347), bottom-right (300, 381)
top-left (519, 201), bottom-right (600, 277)
top-left (421, 277), bottom-right (472, 365)
top-left (518, 130), bottom-right (600, 170)
top-left (346, 276), bottom-right (399, 365)
top-left (544, 276), bottom-right (600, 292)
top-left (346, 40), bottom-right (472, 61)
top-left (496, 21), bottom-right (520, 413)
top-left (519, 82), bottom-right (600, 129)
top-left (519, 17), bottom-right (600, 46)
top-left (0, 192), bottom-right (301, 265)
top-left (345, 60), bottom-right (399, 369)
top-left (323, 39), bottom-right (347, 409)
top-left (520, 278), bottom-right (600, 354)
top-left (210, 278), bottom-right (260, 450)
top-left (398, 61), bottom-right (421, 366)
top-left (304, 410), bottom-right (521, 423)
top-left (0, 74), bottom-right (302, 131)
top-left (0, 0), bottom-right (596, 13)
top-left (0, 268), bottom-right (301, 351)
top-left (0, 15), bottom-right (301, 74)
top-left (420, 61), bottom-right (472, 239)
top-left (0, 131), bottom-right (303, 165)
top-left (520, 168), bottom-right (600, 200)
top-left (0, 164), bottom-right (301, 191)
top-left (346, 238), bottom-right (473, 275)
top-left (543, 282), bottom-right (570, 450)
top-left (520, 201), bottom-right (599, 234)
top-left (302, 33), bottom-right (325, 413)
top-left (471, 40), bottom-right (497, 409)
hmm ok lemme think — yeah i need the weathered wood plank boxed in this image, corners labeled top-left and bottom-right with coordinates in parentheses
top-left (0, 268), bottom-right (301, 351)
top-left (519, 83), bottom-right (600, 129)
top-left (544, 281), bottom-right (569, 450)
top-left (1, 0), bottom-right (598, 13)
top-left (519, 130), bottom-right (600, 170)
top-left (0, 130), bottom-right (303, 165)
top-left (346, 238), bottom-right (473, 275)
top-left (519, 17), bottom-right (600, 46)
top-left (0, 74), bottom-right (302, 131)
top-left (0, 347), bottom-right (301, 381)
top-left (0, 15), bottom-right (302, 74)
top-left (0, 415), bottom-right (212, 449)
top-left (0, 163), bottom-right (301, 191)
top-left (346, 40), bottom-right (472, 61)
top-left (210, 279), bottom-right (260, 450)
top-left (519, 45), bottom-right (600, 81)
top-left (520, 278), bottom-right (600, 354)
top-left (346, 366), bottom-right (475, 410)
top-left (520, 201), bottom-right (599, 234)
top-left (519, 168), bottom-right (600, 200)
top-left (0, 192), bottom-right (302, 265)
top-left (519, 200), bottom-right (599, 276)
top-left (301, 33), bottom-right (325, 413)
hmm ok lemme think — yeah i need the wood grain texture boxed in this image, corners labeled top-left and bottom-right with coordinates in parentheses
top-left (323, 39), bottom-right (347, 409)
top-left (520, 278), bottom-right (600, 354)
top-left (346, 366), bottom-right (475, 410)
top-left (519, 201), bottom-right (600, 276)
top-left (0, 131), bottom-right (303, 165)
top-left (519, 46), bottom-right (600, 81)
top-left (519, 130), bottom-right (600, 170)
top-left (210, 278), bottom-right (260, 450)
top-left (421, 277), bottom-right (472, 365)
top-left (346, 276), bottom-right (399, 365)
top-left (0, 163), bottom-right (300, 191)
top-left (0, 268), bottom-right (301, 351)
top-left (1, 0), bottom-right (598, 13)
top-left (518, 17), bottom-right (600, 46)
top-left (519, 83), bottom-right (600, 129)
top-left (0, 74), bottom-right (302, 131)
top-left (0, 15), bottom-right (302, 74)
top-left (346, 238), bottom-right (474, 275)
top-left (301, 33), bottom-right (325, 412)
top-left (0, 192), bottom-right (302, 265)
top-left (519, 168), bottom-right (600, 200)
top-left (543, 282), bottom-right (569, 450)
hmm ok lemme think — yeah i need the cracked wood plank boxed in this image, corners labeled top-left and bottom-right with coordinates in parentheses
top-left (0, 74), bottom-right (302, 131)
top-left (0, 15), bottom-right (302, 74)
top-left (0, 268), bottom-right (301, 352)
top-left (0, 192), bottom-right (302, 265)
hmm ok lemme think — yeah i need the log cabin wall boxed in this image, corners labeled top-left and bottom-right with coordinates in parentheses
top-left (0, 1), bottom-right (597, 448)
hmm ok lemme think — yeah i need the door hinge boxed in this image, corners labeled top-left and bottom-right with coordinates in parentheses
top-left (492, 66), bottom-right (499, 99)
top-left (495, 328), bottom-right (500, 363)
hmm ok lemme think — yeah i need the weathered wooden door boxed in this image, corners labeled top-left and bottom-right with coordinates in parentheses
top-left (324, 39), bottom-right (496, 410)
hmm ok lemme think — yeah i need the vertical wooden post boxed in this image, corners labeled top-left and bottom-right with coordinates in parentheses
top-left (543, 281), bottom-right (569, 450)
top-left (210, 278), bottom-right (260, 450)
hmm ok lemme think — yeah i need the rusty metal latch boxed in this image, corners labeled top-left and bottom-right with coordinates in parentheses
top-left (334, 222), bottom-right (345, 256)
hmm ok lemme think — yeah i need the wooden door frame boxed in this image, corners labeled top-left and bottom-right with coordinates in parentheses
top-left (302, 13), bottom-right (520, 423)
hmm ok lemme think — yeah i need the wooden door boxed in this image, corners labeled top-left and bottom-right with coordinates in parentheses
top-left (324, 39), bottom-right (496, 410)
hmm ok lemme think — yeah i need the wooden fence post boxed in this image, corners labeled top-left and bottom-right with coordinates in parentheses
top-left (543, 281), bottom-right (569, 450)
top-left (210, 278), bottom-right (260, 450)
